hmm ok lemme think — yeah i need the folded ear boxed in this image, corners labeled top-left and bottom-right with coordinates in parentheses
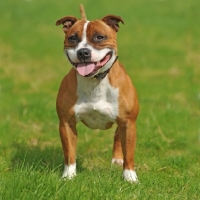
top-left (56, 16), bottom-right (78, 33)
top-left (102, 15), bottom-right (124, 32)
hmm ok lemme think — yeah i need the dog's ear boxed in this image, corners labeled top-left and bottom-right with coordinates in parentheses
top-left (56, 16), bottom-right (78, 33)
top-left (101, 15), bottom-right (124, 32)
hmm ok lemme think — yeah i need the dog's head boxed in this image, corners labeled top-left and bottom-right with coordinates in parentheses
top-left (56, 7), bottom-right (124, 78)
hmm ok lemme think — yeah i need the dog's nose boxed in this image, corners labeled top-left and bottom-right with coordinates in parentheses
top-left (77, 48), bottom-right (91, 61)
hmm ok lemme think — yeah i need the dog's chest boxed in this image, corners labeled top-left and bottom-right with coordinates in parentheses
top-left (74, 76), bottom-right (119, 130)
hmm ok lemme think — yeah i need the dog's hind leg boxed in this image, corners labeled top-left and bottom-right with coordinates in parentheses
top-left (111, 127), bottom-right (124, 166)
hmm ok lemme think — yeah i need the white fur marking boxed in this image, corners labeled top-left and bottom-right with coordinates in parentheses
top-left (62, 163), bottom-right (76, 179)
top-left (76, 21), bottom-right (90, 49)
top-left (65, 21), bottom-right (89, 63)
top-left (74, 76), bottom-right (119, 130)
top-left (123, 170), bottom-right (138, 182)
top-left (111, 158), bottom-right (124, 166)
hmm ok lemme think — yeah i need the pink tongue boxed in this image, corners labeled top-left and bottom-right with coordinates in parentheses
top-left (76, 63), bottom-right (95, 76)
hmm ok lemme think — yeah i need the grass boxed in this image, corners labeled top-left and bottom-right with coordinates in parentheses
top-left (0, 0), bottom-right (200, 199)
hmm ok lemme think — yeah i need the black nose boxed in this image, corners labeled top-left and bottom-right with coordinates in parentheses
top-left (77, 48), bottom-right (91, 61)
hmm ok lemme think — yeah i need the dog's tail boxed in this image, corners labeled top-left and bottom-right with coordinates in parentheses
top-left (80, 4), bottom-right (87, 20)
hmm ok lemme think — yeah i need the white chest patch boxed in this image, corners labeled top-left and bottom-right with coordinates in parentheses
top-left (74, 75), bottom-right (119, 130)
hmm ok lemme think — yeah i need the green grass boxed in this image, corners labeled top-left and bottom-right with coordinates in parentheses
top-left (0, 0), bottom-right (200, 199)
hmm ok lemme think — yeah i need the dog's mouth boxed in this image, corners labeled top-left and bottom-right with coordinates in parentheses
top-left (67, 52), bottom-right (113, 77)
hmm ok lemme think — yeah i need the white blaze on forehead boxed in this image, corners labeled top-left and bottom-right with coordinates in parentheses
top-left (76, 20), bottom-right (90, 49)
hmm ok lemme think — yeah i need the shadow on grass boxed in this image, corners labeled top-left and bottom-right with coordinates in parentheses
top-left (11, 142), bottom-right (86, 175)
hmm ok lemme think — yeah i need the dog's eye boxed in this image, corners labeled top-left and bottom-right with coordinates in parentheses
top-left (68, 34), bottom-right (79, 43)
top-left (94, 35), bottom-right (106, 42)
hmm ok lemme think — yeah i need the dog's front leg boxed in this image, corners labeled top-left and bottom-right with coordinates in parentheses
top-left (118, 120), bottom-right (138, 182)
top-left (59, 121), bottom-right (77, 179)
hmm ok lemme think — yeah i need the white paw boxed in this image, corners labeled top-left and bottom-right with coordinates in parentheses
top-left (111, 158), bottom-right (124, 166)
top-left (62, 163), bottom-right (76, 179)
top-left (123, 170), bottom-right (138, 182)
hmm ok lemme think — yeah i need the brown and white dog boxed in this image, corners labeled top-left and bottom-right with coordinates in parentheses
top-left (55, 5), bottom-right (139, 182)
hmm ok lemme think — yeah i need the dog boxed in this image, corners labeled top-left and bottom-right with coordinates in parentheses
top-left (55, 5), bottom-right (139, 182)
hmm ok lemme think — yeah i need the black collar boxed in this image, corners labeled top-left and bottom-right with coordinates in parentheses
top-left (94, 56), bottom-right (118, 80)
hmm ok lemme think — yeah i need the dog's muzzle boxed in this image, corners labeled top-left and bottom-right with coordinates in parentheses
top-left (67, 50), bottom-right (114, 77)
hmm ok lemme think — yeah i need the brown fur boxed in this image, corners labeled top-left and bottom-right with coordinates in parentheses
top-left (80, 4), bottom-right (87, 20)
top-left (56, 5), bottom-right (139, 181)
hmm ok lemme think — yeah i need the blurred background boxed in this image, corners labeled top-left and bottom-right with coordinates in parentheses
top-left (0, 0), bottom-right (199, 198)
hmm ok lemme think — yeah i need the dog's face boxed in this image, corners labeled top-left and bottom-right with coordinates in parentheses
top-left (56, 15), bottom-right (124, 77)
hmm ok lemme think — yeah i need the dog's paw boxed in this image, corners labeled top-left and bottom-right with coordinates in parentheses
top-left (111, 158), bottom-right (123, 166)
top-left (123, 170), bottom-right (138, 183)
top-left (62, 163), bottom-right (76, 179)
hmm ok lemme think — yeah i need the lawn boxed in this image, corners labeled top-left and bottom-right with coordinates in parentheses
top-left (0, 0), bottom-right (199, 199)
